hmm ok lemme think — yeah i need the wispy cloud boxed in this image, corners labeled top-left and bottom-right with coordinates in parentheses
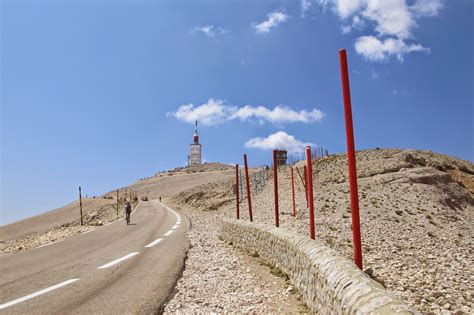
top-left (341, 15), bottom-right (365, 34)
top-left (167, 98), bottom-right (325, 126)
top-left (355, 36), bottom-right (429, 62)
top-left (371, 68), bottom-right (379, 79)
top-left (410, 0), bottom-right (444, 17)
top-left (254, 11), bottom-right (289, 34)
top-left (231, 105), bottom-right (324, 124)
top-left (245, 131), bottom-right (314, 154)
top-left (192, 25), bottom-right (230, 38)
top-left (301, 0), bottom-right (312, 17)
top-left (305, 0), bottom-right (443, 62)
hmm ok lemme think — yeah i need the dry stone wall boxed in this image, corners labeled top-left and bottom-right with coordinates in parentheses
top-left (220, 219), bottom-right (417, 314)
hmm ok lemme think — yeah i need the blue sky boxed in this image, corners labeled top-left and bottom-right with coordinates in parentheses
top-left (1, 0), bottom-right (472, 224)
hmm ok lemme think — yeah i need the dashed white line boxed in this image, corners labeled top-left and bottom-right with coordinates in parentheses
top-left (97, 252), bottom-right (140, 269)
top-left (163, 230), bottom-right (173, 236)
top-left (0, 278), bottom-right (80, 310)
top-left (171, 225), bottom-right (178, 230)
top-left (145, 238), bottom-right (163, 248)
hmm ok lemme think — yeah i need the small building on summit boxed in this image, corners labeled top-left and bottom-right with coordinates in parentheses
top-left (187, 121), bottom-right (202, 167)
top-left (275, 149), bottom-right (288, 166)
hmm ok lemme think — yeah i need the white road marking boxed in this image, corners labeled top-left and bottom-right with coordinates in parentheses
top-left (131, 200), bottom-right (142, 216)
top-left (97, 252), bottom-right (140, 269)
top-left (171, 225), bottom-right (178, 230)
top-left (163, 230), bottom-right (173, 236)
top-left (0, 278), bottom-right (79, 310)
top-left (144, 238), bottom-right (163, 248)
top-left (37, 242), bottom-right (54, 248)
top-left (160, 202), bottom-right (180, 219)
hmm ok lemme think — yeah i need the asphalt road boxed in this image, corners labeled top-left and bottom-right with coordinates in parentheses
top-left (0, 200), bottom-right (189, 314)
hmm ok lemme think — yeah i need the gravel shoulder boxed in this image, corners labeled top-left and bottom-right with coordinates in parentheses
top-left (163, 199), bottom-right (310, 313)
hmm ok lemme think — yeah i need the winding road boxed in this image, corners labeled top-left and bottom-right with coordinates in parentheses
top-left (0, 200), bottom-right (189, 314)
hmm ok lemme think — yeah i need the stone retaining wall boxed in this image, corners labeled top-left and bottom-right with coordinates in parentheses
top-left (220, 219), bottom-right (417, 314)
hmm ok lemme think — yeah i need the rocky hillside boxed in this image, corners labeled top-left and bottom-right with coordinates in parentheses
top-left (171, 148), bottom-right (473, 314)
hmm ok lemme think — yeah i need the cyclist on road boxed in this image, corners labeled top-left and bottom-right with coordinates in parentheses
top-left (124, 201), bottom-right (132, 225)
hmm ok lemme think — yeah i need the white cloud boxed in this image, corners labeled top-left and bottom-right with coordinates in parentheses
top-left (168, 98), bottom-right (325, 126)
top-left (254, 11), bottom-right (289, 34)
top-left (307, 0), bottom-right (442, 62)
top-left (363, 0), bottom-right (414, 39)
top-left (168, 98), bottom-right (234, 126)
top-left (245, 131), bottom-right (314, 154)
top-left (231, 105), bottom-right (324, 124)
top-left (192, 25), bottom-right (230, 38)
top-left (355, 35), bottom-right (429, 62)
top-left (410, 0), bottom-right (443, 17)
top-left (336, 0), bottom-right (363, 18)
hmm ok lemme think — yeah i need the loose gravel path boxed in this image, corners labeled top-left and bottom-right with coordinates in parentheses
top-left (164, 200), bottom-right (309, 313)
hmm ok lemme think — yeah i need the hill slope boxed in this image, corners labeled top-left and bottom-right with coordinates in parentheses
top-left (171, 148), bottom-right (473, 314)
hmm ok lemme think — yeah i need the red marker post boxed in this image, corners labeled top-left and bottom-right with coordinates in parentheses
top-left (291, 167), bottom-right (296, 217)
top-left (339, 49), bottom-right (363, 270)
top-left (235, 164), bottom-right (240, 220)
top-left (306, 146), bottom-right (315, 239)
top-left (303, 166), bottom-right (308, 208)
top-left (243, 154), bottom-right (253, 222)
top-left (273, 150), bottom-right (279, 227)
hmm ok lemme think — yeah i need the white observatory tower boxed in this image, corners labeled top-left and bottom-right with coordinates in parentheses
top-left (187, 121), bottom-right (202, 166)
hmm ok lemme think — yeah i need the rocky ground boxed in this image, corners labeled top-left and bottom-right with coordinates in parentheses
top-left (169, 149), bottom-right (474, 314)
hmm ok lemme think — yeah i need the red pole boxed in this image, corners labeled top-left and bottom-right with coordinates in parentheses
top-left (273, 150), bottom-right (279, 227)
top-left (235, 164), bottom-right (240, 220)
top-left (243, 154), bottom-right (253, 222)
top-left (303, 165), bottom-right (309, 208)
top-left (339, 49), bottom-right (363, 270)
top-left (291, 167), bottom-right (296, 217)
top-left (306, 146), bottom-right (315, 240)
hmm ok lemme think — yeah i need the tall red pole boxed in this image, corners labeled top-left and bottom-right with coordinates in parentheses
top-left (273, 150), bottom-right (279, 227)
top-left (243, 154), bottom-right (253, 222)
top-left (339, 49), bottom-right (363, 270)
top-left (235, 164), bottom-right (240, 220)
top-left (306, 147), bottom-right (315, 239)
top-left (303, 165), bottom-right (309, 208)
top-left (291, 167), bottom-right (296, 217)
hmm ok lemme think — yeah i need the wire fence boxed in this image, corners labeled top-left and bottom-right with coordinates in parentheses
top-left (287, 146), bottom-right (329, 164)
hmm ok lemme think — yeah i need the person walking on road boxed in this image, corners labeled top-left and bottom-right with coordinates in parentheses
top-left (124, 201), bottom-right (132, 225)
